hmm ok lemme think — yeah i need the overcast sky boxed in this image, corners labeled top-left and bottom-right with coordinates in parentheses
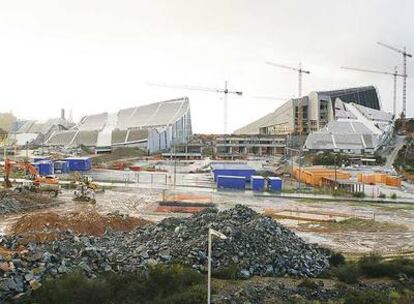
top-left (0, 0), bottom-right (413, 133)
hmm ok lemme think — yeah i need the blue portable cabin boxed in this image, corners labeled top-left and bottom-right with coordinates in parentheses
top-left (251, 175), bottom-right (265, 192)
top-left (268, 177), bottom-right (282, 192)
top-left (35, 160), bottom-right (54, 176)
top-left (54, 160), bottom-right (70, 174)
top-left (217, 175), bottom-right (246, 190)
top-left (211, 163), bottom-right (256, 182)
top-left (64, 157), bottom-right (92, 172)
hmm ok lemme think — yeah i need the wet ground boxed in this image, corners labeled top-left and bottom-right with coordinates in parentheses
top-left (1, 182), bottom-right (414, 257)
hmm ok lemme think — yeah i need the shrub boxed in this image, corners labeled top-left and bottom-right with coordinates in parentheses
top-left (353, 192), bottom-right (366, 198)
top-left (26, 265), bottom-right (206, 304)
top-left (329, 252), bottom-right (346, 267)
top-left (334, 263), bottom-right (360, 284)
top-left (358, 255), bottom-right (414, 279)
top-left (391, 193), bottom-right (397, 199)
top-left (344, 289), bottom-right (390, 304)
top-left (212, 263), bottom-right (241, 280)
top-left (298, 279), bottom-right (319, 290)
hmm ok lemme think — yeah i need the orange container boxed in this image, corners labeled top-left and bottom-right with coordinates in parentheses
top-left (385, 176), bottom-right (402, 187)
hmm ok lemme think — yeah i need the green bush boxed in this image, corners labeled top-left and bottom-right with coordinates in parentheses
top-left (212, 263), bottom-right (241, 280)
top-left (334, 263), bottom-right (360, 284)
top-left (329, 252), bottom-right (346, 267)
top-left (344, 289), bottom-right (390, 304)
top-left (353, 192), bottom-right (366, 198)
top-left (358, 254), bottom-right (414, 279)
top-left (297, 279), bottom-right (319, 289)
top-left (26, 265), bottom-right (206, 304)
top-left (391, 193), bottom-right (397, 199)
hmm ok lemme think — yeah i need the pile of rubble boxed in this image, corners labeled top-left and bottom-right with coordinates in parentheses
top-left (0, 205), bottom-right (330, 301)
top-left (10, 210), bottom-right (151, 243)
top-left (0, 191), bottom-right (57, 215)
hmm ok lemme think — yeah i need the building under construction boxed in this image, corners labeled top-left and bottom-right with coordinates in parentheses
top-left (235, 86), bottom-right (394, 154)
top-left (9, 98), bottom-right (193, 154)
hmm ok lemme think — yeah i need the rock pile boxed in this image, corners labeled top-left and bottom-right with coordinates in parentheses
top-left (131, 205), bottom-right (329, 277)
top-left (0, 205), bottom-right (330, 301)
top-left (0, 191), bottom-right (57, 215)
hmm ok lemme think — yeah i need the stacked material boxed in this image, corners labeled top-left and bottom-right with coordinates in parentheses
top-left (357, 173), bottom-right (402, 187)
top-left (293, 167), bottom-right (351, 187)
top-left (0, 206), bottom-right (329, 302)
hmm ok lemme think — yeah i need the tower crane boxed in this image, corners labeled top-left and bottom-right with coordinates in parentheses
top-left (148, 81), bottom-right (242, 134)
top-left (341, 66), bottom-right (404, 116)
top-left (265, 61), bottom-right (311, 138)
top-left (377, 42), bottom-right (412, 118)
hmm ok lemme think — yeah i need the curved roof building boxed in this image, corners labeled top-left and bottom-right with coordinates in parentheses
top-left (46, 97), bottom-right (192, 154)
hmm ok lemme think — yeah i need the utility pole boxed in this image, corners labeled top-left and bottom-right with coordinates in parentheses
top-left (377, 42), bottom-right (412, 118)
top-left (341, 66), bottom-right (404, 116)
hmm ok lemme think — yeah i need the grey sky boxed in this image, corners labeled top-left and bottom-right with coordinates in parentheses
top-left (0, 0), bottom-right (412, 133)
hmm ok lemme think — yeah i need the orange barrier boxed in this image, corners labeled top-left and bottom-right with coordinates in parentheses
top-left (357, 173), bottom-right (402, 187)
top-left (385, 176), bottom-right (402, 187)
top-left (293, 167), bottom-right (351, 187)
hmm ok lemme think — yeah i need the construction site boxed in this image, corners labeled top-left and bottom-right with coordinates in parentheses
top-left (0, 1), bottom-right (414, 303)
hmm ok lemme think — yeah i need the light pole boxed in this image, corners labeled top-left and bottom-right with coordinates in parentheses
top-left (207, 228), bottom-right (227, 304)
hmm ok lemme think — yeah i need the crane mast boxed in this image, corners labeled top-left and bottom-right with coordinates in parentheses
top-left (341, 66), bottom-right (405, 116)
top-left (266, 61), bottom-right (310, 138)
top-left (377, 42), bottom-right (412, 118)
top-left (148, 81), bottom-right (242, 134)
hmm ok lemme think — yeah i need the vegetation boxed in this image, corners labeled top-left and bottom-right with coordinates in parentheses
top-left (24, 264), bottom-right (206, 304)
top-left (212, 264), bottom-right (241, 280)
top-left (311, 152), bottom-right (386, 167)
top-left (331, 253), bottom-right (414, 285)
top-left (352, 191), bottom-right (366, 198)
top-left (20, 253), bottom-right (414, 304)
top-left (394, 136), bottom-right (414, 181)
top-left (298, 218), bottom-right (408, 233)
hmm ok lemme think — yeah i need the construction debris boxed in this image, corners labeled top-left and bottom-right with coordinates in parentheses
top-left (9, 210), bottom-right (151, 243)
top-left (0, 191), bottom-right (58, 215)
top-left (0, 205), bottom-right (329, 301)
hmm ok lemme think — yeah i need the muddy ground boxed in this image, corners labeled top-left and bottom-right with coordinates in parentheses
top-left (0, 184), bottom-right (414, 257)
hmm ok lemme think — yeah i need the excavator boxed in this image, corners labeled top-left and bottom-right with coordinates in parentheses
top-left (73, 175), bottom-right (96, 203)
top-left (4, 159), bottom-right (60, 197)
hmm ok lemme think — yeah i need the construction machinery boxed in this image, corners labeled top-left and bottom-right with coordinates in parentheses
top-left (377, 42), bottom-right (412, 118)
top-left (148, 81), bottom-right (243, 134)
top-left (341, 66), bottom-right (404, 116)
top-left (73, 175), bottom-right (96, 203)
top-left (8, 160), bottom-right (61, 197)
top-left (265, 61), bottom-right (311, 141)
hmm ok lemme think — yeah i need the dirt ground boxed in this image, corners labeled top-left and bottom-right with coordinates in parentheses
top-left (0, 185), bottom-right (413, 257)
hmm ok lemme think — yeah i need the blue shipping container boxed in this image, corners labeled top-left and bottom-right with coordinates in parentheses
top-left (251, 176), bottom-right (265, 192)
top-left (211, 163), bottom-right (256, 182)
top-left (54, 161), bottom-right (70, 174)
top-left (64, 157), bottom-right (92, 172)
top-left (35, 160), bottom-right (54, 176)
top-left (268, 177), bottom-right (282, 192)
top-left (217, 175), bottom-right (246, 190)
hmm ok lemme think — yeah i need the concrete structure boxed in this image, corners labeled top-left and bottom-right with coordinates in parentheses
top-left (304, 100), bottom-right (394, 154)
top-left (46, 98), bottom-right (192, 154)
top-left (235, 86), bottom-right (382, 136)
top-left (214, 135), bottom-right (286, 158)
top-left (235, 86), bottom-right (393, 154)
top-left (8, 116), bottom-right (74, 146)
